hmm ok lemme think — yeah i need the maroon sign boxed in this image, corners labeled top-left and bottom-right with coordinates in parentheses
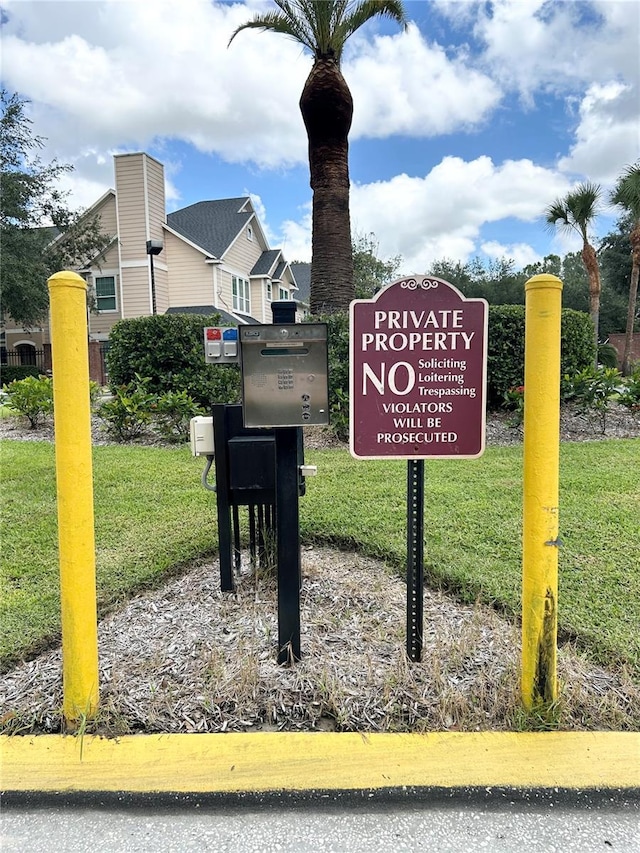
top-left (349, 276), bottom-right (488, 459)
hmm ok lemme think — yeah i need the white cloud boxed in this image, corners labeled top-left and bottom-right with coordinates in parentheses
top-left (467, 0), bottom-right (639, 97)
top-left (2, 0), bottom-right (307, 168)
top-left (558, 83), bottom-right (640, 183)
top-left (481, 240), bottom-right (540, 268)
top-left (348, 24), bottom-right (501, 138)
top-left (1, 0), bottom-right (504, 174)
top-left (350, 155), bottom-right (571, 271)
top-left (279, 208), bottom-right (313, 263)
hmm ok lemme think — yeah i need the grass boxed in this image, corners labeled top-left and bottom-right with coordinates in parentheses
top-left (1, 437), bottom-right (639, 676)
top-left (302, 441), bottom-right (640, 673)
top-left (1, 441), bottom-right (216, 668)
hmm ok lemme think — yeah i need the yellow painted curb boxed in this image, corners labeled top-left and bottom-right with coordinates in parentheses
top-left (2, 732), bottom-right (638, 793)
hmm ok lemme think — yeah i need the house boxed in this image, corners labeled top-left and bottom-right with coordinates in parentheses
top-left (1, 152), bottom-right (309, 373)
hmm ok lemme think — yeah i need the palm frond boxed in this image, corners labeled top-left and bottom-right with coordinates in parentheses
top-left (544, 199), bottom-right (573, 235)
top-left (228, 6), bottom-right (314, 53)
top-left (229, 0), bottom-right (407, 62)
top-left (611, 162), bottom-right (640, 220)
top-left (335, 0), bottom-right (408, 55)
top-left (565, 181), bottom-right (602, 222)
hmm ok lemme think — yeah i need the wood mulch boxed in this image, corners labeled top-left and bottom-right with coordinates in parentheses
top-left (1, 405), bottom-right (638, 735)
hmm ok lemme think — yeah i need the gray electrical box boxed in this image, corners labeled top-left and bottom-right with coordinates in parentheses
top-left (239, 324), bottom-right (329, 428)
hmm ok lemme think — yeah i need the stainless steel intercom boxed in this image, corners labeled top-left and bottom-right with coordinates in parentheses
top-left (239, 324), bottom-right (329, 428)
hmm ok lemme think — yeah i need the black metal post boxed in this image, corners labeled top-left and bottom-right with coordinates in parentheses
top-left (146, 239), bottom-right (162, 316)
top-left (149, 253), bottom-right (157, 315)
top-left (275, 426), bottom-right (301, 664)
top-left (407, 459), bottom-right (424, 662)
top-left (212, 405), bottom-right (234, 591)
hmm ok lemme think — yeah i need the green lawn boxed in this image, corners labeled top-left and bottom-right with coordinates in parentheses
top-left (1, 437), bottom-right (638, 674)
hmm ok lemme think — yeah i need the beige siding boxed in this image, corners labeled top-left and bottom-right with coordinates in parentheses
top-left (114, 153), bottom-right (167, 319)
top-left (88, 312), bottom-right (121, 339)
top-left (115, 152), bottom-right (165, 263)
top-left (224, 225), bottom-right (264, 273)
top-left (223, 225), bottom-right (267, 319)
top-left (146, 157), bottom-right (166, 243)
top-left (96, 194), bottom-right (117, 238)
top-left (250, 279), bottom-right (269, 322)
top-left (121, 267), bottom-right (151, 318)
top-left (115, 155), bottom-right (149, 264)
top-left (165, 232), bottom-right (213, 306)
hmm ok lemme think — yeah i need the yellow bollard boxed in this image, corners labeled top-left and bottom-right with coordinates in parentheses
top-left (48, 271), bottom-right (99, 724)
top-left (521, 274), bottom-right (563, 710)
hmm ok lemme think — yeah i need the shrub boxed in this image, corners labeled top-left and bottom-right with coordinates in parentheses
top-left (597, 342), bottom-right (619, 368)
top-left (0, 364), bottom-right (42, 384)
top-left (487, 306), bottom-right (595, 409)
top-left (561, 309), bottom-right (596, 376)
top-left (614, 367), bottom-right (640, 416)
top-left (2, 375), bottom-right (54, 428)
top-left (106, 313), bottom-right (240, 408)
top-left (311, 312), bottom-right (349, 440)
top-left (97, 377), bottom-right (156, 440)
top-left (487, 306), bottom-right (526, 408)
top-left (502, 384), bottom-right (525, 427)
top-left (152, 390), bottom-right (204, 442)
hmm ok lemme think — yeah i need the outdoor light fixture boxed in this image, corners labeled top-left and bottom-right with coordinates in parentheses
top-left (146, 240), bottom-right (163, 314)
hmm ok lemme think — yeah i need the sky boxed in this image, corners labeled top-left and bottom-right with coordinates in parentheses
top-left (1, 0), bottom-right (639, 274)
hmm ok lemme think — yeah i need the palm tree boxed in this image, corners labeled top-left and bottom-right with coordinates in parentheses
top-left (229, 0), bottom-right (407, 315)
top-left (610, 163), bottom-right (640, 375)
top-left (545, 182), bottom-right (603, 363)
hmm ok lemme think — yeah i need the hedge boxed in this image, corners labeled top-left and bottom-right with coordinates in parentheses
top-left (487, 306), bottom-right (596, 407)
top-left (0, 364), bottom-right (43, 385)
top-left (106, 313), bottom-right (241, 408)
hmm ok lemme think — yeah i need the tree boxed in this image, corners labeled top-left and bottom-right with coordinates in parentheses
top-left (545, 182), bottom-right (603, 362)
top-left (610, 162), bottom-right (640, 374)
top-left (229, 1), bottom-right (407, 315)
top-left (0, 90), bottom-right (109, 328)
top-left (352, 232), bottom-right (401, 298)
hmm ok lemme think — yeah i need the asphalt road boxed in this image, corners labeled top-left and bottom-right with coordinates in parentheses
top-left (2, 788), bottom-right (639, 853)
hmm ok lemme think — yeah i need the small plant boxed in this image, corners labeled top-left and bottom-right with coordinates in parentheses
top-left (330, 387), bottom-right (350, 442)
top-left (617, 367), bottom-right (640, 417)
top-left (97, 376), bottom-right (156, 441)
top-left (152, 390), bottom-right (204, 443)
top-left (89, 381), bottom-right (102, 411)
top-left (2, 374), bottom-right (54, 428)
top-left (562, 366), bottom-right (625, 434)
top-left (502, 384), bottom-right (525, 427)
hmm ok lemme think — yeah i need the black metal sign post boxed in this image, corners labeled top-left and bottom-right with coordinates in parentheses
top-left (406, 459), bottom-right (425, 662)
top-left (275, 426), bottom-right (302, 664)
top-left (350, 276), bottom-right (488, 662)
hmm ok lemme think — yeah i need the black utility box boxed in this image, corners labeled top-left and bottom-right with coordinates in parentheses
top-left (228, 436), bottom-right (275, 492)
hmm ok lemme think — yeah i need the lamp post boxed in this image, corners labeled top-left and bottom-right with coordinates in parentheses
top-left (146, 240), bottom-right (163, 315)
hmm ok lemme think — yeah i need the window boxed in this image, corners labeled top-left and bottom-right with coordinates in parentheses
top-left (95, 276), bottom-right (117, 311)
top-left (246, 225), bottom-right (253, 241)
top-left (265, 281), bottom-right (272, 300)
top-left (278, 286), bottom-right (289, 300)
top-left (232, 276), bottom-right (250, 313)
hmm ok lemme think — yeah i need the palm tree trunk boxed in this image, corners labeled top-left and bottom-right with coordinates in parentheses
top-left (622, 224), bottom-right (640, 375)
top-left (300, 58), bottom-right (354, 315)
top-left (582, 242), bottom-right (601, 365)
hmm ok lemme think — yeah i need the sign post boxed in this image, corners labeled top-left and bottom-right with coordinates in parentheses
top-left (350, 276), bottom-right (488, 659)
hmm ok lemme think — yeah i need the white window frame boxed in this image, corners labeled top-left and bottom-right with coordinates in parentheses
top-left (232, 275), bottom-right (250, 314)
top-left (94, 274), bottom-right (118, 313)
top-left (278, 286), bottom-right (289, 300)
top-left (265, 280), bottom-right (272, 301)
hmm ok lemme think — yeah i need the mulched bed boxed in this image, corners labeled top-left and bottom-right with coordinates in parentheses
top-left (1, 405), bottom-right (638, 735)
